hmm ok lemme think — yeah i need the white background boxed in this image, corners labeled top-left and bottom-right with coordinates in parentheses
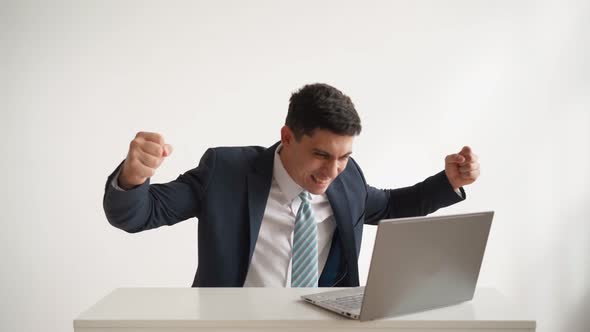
top-left (1, 1), bottom-right (589, 331)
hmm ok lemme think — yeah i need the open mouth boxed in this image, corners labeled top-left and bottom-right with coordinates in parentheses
top-left (311, 174), bottom-right (331, 185)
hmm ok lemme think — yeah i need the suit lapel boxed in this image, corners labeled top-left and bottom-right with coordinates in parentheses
top-left (326, 176), bottom-right (357, 268)
top-left (246, 142), bottom-right (279, 264)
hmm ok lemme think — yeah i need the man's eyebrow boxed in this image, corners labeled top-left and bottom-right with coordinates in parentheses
top-left (312, 148), bottom-right (353, 159)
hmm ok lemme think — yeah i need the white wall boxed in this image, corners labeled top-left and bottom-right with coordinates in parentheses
top-left (1, 1), bottom-right (589, 331)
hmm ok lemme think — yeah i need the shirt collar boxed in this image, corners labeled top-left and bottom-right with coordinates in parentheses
top-left (273, 144), bottom-right (306, 203)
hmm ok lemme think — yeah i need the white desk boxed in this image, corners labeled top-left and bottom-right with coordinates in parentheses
top-left (74, 287), bottom-right (535, 332)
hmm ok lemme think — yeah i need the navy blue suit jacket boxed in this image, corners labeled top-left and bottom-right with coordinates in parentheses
top-left (103, 142), bottom-right (464, 287)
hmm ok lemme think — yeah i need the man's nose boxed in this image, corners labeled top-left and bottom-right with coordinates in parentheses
top-left (325, 159), bottom-right (339, 178)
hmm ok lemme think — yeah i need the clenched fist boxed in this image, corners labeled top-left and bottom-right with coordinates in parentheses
top-left (118, 132), bottom-right (173, 190)
top-left (445, 146), bottom-right (480, 190)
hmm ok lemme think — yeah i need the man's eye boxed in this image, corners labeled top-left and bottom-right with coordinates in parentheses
top-left (314, 153), bottom-right (329, 159)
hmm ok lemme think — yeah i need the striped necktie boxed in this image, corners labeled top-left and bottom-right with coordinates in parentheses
top-left (291, 191), bottom-right (318, 287)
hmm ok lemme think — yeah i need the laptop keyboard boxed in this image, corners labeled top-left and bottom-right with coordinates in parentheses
top-left (322, 293), bottom-right (364, 311)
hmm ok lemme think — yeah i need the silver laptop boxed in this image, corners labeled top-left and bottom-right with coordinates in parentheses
top-left (302, 211), bottom-right (493, 321)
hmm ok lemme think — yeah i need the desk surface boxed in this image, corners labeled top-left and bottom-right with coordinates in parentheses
top-left (74, 287), bottom-right (535, 331)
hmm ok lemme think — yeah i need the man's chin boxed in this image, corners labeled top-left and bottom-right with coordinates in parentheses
top-left (308, 188), bottom-right (327, 195)
top-left (306, 181), bottom-right (332, 195)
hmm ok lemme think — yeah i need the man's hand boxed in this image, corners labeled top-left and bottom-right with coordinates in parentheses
top-left (445, 146), bottom-right (480, 190)
top-left (118, 132), bottom-right (173, 190)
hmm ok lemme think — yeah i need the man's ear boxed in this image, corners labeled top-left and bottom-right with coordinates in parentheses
top-left (280, 126), bottom-right (293, 146)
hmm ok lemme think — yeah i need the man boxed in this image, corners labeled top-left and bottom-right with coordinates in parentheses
top-left (103, 83), bottom-right (480, 288)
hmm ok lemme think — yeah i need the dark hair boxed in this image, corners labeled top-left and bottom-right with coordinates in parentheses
top-left (286, 83), bottom-right (362, 140)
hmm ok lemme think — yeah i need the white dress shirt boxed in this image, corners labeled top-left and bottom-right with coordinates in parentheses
top-left (243, 145), bottom-right (336, 287)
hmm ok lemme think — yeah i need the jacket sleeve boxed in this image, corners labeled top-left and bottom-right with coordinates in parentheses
top-left (362, 169), bottom-right (466, 225)
top-left (102, 148), bottom-right (216, 233)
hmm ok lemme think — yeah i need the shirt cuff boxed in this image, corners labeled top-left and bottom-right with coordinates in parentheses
top-left (110, 167), bottom-right (126, 191)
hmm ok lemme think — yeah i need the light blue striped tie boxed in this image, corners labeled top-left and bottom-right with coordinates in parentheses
top-left (291, 191), bottom-right (318, 288)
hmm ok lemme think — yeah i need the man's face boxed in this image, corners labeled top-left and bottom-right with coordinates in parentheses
top-left (280, 126), bottom-right (354, 195)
